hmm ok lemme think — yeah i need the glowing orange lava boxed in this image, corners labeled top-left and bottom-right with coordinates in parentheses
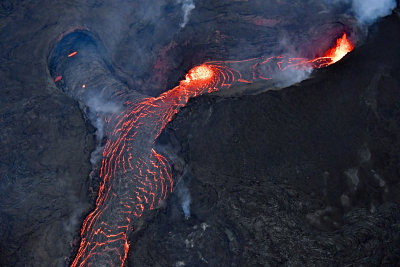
top-left (182, 64), bottom-right (214, 84)
top-left (68, 51), bottom-right (78, 57)
top-left (70, 33), bottom-right (354, 267)
top-left (323, 33), bottom-right (354, 64)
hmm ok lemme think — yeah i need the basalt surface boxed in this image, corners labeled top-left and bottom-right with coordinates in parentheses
top-left (0, 0), bottom-right (399, 266)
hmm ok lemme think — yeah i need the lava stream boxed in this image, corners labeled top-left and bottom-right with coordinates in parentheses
top-left (70, 33), bottom-right (353, 266)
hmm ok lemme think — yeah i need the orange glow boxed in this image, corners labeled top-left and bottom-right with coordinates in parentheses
top-left (70, 32), bottom-right (355, 267)
top-left (68, 51), bottom-right (78, 57)
top-left (184, 65), bottom-right (214, 83)
top-left (323, 33), bottom-right (354, 64)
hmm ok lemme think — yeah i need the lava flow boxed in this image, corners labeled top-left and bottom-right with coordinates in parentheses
top-left (70, 33), bottom-right (353, 266)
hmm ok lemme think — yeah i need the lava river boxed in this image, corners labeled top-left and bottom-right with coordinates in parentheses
top-left (59, 33), bottom-right (354, 266)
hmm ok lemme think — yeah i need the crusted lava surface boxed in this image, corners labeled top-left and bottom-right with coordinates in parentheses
top-left (0, 0), bottom-right (399, 266)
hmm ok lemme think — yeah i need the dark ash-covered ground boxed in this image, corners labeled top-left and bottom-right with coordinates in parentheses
top-left (0, 0), bottom-right (400, 266)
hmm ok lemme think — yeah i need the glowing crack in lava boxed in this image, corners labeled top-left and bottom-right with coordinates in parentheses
top-left (61, 33), bottom-right (353, 266)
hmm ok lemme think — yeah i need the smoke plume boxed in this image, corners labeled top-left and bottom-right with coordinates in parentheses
top-left (176, 0), bottom-right (195, 28)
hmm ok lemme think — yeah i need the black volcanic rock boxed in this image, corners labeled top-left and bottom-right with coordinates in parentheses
top-left (0, 0), bottom-right (399, 266)
top-left (0, 95), bottom-right (95, 266)
top-left (128, 11), bottom-right (400, 266)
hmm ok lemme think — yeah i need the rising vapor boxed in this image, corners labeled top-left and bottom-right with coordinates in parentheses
top-left (326, 0), bottom-right (397, 25)
top-left (176, 0), bottom-right (195, 28)
top-left (176, 181), bottom-right (191, 219)
top-left (352, 0), bottom-right (397, 25)
top-left (86, 95), bottom-right (121, 164)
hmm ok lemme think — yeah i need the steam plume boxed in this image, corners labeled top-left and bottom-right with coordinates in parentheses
top-left (176, 0), bottom-right (195, 28)
top-left (176, 180), bottom-right (191, 219)
top-left (352, 0), bottom-right (397, 25)
top-left (273, 66), bottom-right (313, 88)
top-left (274, 36), bottom-right (314, 87)
top-left (326, 0), bottom-right (397, 25)
top-left (86, 94), bottom-right (121, 164)
top-left (86, 94), bottom-right (121, 139)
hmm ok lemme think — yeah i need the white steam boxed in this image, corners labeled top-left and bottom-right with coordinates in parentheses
top-left (352, 0), bottom-right (397, 25)
top-left (90, 145), bottom-right (105, 165)
top-left (176, 0), bottom-right (195, 28)
top-left (86, 94), bottom-right (121, 141)
top-left (273, 66), bottom-right (313, 88)
top-left (85, 95), bottom-right (122, 164)
top-left (326, 0), bottom-right (397, 25)
top-left (176, 181), bottom-right (191, 219)
top-left (272, 35), bottom-right (314, 88)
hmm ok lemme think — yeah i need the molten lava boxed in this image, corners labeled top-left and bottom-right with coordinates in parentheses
top-left (54, 75), bottom-right (62, 82)
top-left (68, 51), bottom-right (78, 57)
top-left (185, 65), bottom-right (214, 82)
top-left (69, 33), bottom-right (354, 267)
top-left (323, 33), bottom-right (354, 64)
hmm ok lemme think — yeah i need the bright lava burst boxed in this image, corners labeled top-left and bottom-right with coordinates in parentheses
top-left (323, 33), bottom-right (354, 64)
top-left (70, 33), bottom-right (353, 266)
top-left (183, 64), bottom-right (214, 83)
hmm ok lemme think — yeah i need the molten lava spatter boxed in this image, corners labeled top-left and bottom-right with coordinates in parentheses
top-left (183, 64), bottom-right (214, 83)
top-left (323, 33), bottom-right (354, 64)
top-left (68, 51), bottom-right (78, 57)
top-left (68, 33), bottom-right (354, 267)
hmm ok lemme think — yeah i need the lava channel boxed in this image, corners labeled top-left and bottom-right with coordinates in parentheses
top-left (63, 33), bottom-right (354, 266)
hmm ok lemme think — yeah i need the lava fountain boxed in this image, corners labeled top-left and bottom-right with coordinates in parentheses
top-left (49, 32), bottom-right (353, 266)
top-left (323, 33), bottom-right (354, 64)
